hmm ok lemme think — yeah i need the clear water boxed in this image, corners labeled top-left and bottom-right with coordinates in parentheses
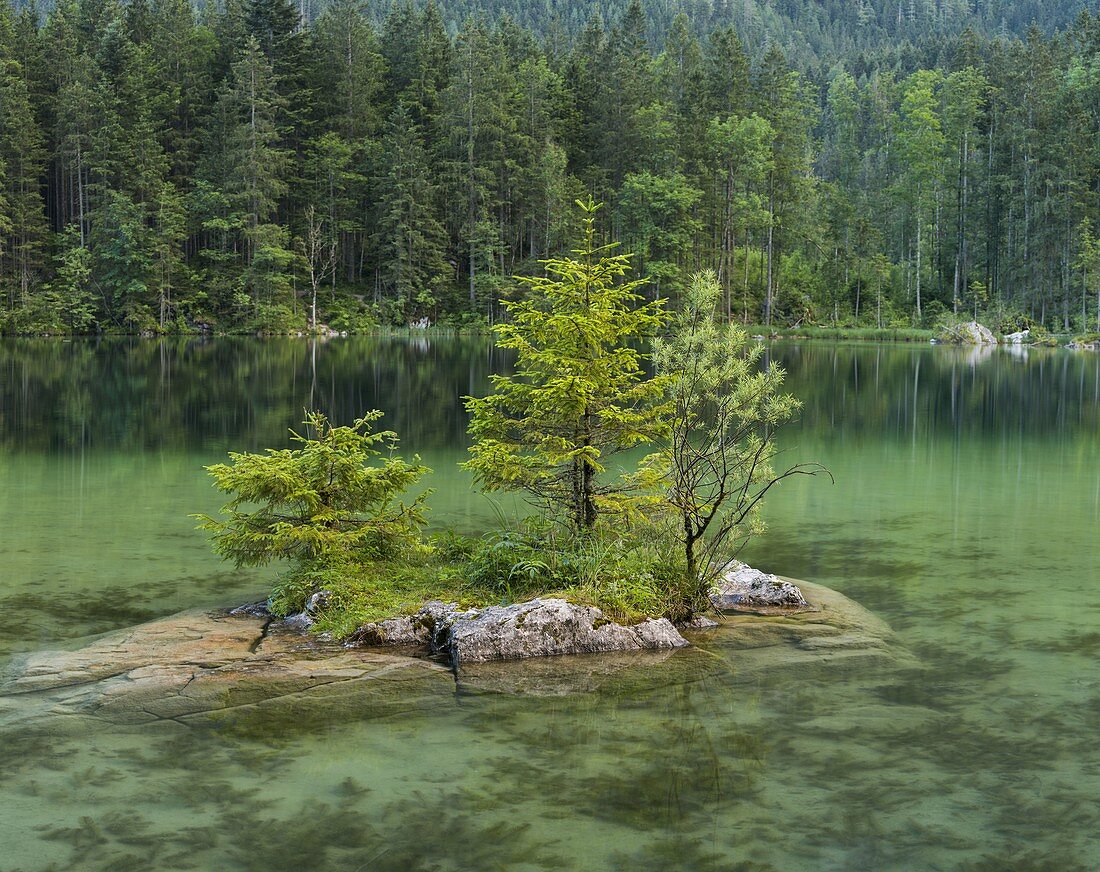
top-left (1, 337), bottom-right (1097, 871)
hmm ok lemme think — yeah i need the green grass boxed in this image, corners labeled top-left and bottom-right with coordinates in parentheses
top-left (269, 526), bottom-right (698, 639)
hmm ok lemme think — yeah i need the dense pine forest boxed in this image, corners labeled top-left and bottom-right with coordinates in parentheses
top-left (1, 0), bottom-right (1100, 335)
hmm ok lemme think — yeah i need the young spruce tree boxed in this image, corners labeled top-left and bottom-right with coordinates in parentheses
top-left (464, 198), bottom-right (668, 530)
top-left (197, 411), bottom-right (430, 571)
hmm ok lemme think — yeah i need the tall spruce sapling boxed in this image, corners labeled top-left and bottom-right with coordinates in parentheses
top-left (196, 411), bottom-right (430, 573)
top-left (463, 198), bottom-right (670, 530)
top-left (650, 271), bottom-right (825, 613)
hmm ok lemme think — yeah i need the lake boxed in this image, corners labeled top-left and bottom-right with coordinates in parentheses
top-left (1, 337), bottom-right (1098, 870)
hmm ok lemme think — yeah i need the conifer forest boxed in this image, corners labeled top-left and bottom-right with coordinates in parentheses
top-left (1, 0), bottom-right (1100, 334)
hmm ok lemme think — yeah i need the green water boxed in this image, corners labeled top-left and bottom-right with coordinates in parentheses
top-left (1, 337), bottom-right (1098, 871)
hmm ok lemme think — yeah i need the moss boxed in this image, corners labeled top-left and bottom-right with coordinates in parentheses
top-left (271, 525), bottom-right (695, 640)
top-left (273, 550), bottom-right (499, 639)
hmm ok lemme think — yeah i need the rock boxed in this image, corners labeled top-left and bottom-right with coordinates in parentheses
top-left (348, 598), bottom-right (688, 664)
top-left (1004, 328), bottom-right (1030, 344)
top-left (939, 320), bottom-right (996, 345)
top-left (443, 599), bottom-right (688, 665)
top-left (0, 579), bottom-right (913, 720)
top-left (0, 608), bottom-right (453, 725)
top-left (230, 601), bottom-right (271, 619)
top-left (345, 600), bottom-right (471, 648)
top-left (282, 589), bottom-right (332, 629)
top-left (417, 600), bottom-right (472, 651)
top-left (680, 615), bottom-right (720, 629)
top-left (347, 615), bottom-right (428, 646)
top-left (706, 578), bottom-right (917, 677)
top-left (457, 649), bottom-right (683, 696)
top-left (711, 561), bottom-right (809, 611)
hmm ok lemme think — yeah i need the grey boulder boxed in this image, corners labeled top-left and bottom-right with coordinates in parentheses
top-left (940, 320), bottom-right (996, 345)
top-left (711, 561), bottom-right (809, 611)
top-left (346, 600), bottom-right (472, 647)
top-left (445, 599), bottom-right (688, 664)
top-left (349, 598), bottom-right (689, 664)
top-left (282, 589), bottom-right (332, 629)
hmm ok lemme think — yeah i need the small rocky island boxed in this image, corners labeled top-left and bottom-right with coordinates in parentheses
top-left (0, 564), bottom-right (908, 728)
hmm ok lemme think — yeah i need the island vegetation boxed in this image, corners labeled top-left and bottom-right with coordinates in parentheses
top-left (198, 206), bottom-right (818, 635)
top-left (0, 0), bottom-right (1099, 338)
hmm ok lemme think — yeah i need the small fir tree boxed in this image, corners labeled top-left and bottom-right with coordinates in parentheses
top-left (48, 226), bottom-right (96, 332)
top-left (464, 198), bottom-right (668, 530)
top-left (197, 411), bottom-right (430, 571)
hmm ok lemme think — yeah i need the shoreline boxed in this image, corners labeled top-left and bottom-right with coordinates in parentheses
top-left (4, 326), bottom-right (1095, 348)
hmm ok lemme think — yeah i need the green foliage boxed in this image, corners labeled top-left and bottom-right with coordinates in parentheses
top-left (268, 549), bottom-right (465, 637)
top-left (197, 411), bottom-right (430, 571)
top-left (323, 291), bottom-right (378, 333)
top-left (463, 527), bottom-right (556, 598)
top-left (264, 520), bottom-right (684, 633)
top-left (618, 170), bottom-right (702, 297)
top-left (464, 199), bottom-right (669, 529)
top-left (1, 0), bottom-right (1099, 333)
top-left (373, 103), bottom-right (449, 320)
top-left (462, 520), bottom-right (689, 624)
top-left (648, 270), bottom-right (812, 612)
top-left (47, 226), bottom-right (96, 333)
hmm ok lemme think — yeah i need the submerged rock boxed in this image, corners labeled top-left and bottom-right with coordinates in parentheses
top-left (712, 561), bottom-right (809, 611)
top-left (680, 615), bottom-right (720, 629)
top-left (705, 577), bottom-right (914, 678)
top-left (456, 648), bottom-right (683, 696)
top-left (0, 609), bottom-right (452, 726)
top-left (0, 578), bottom-right (911, 723)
